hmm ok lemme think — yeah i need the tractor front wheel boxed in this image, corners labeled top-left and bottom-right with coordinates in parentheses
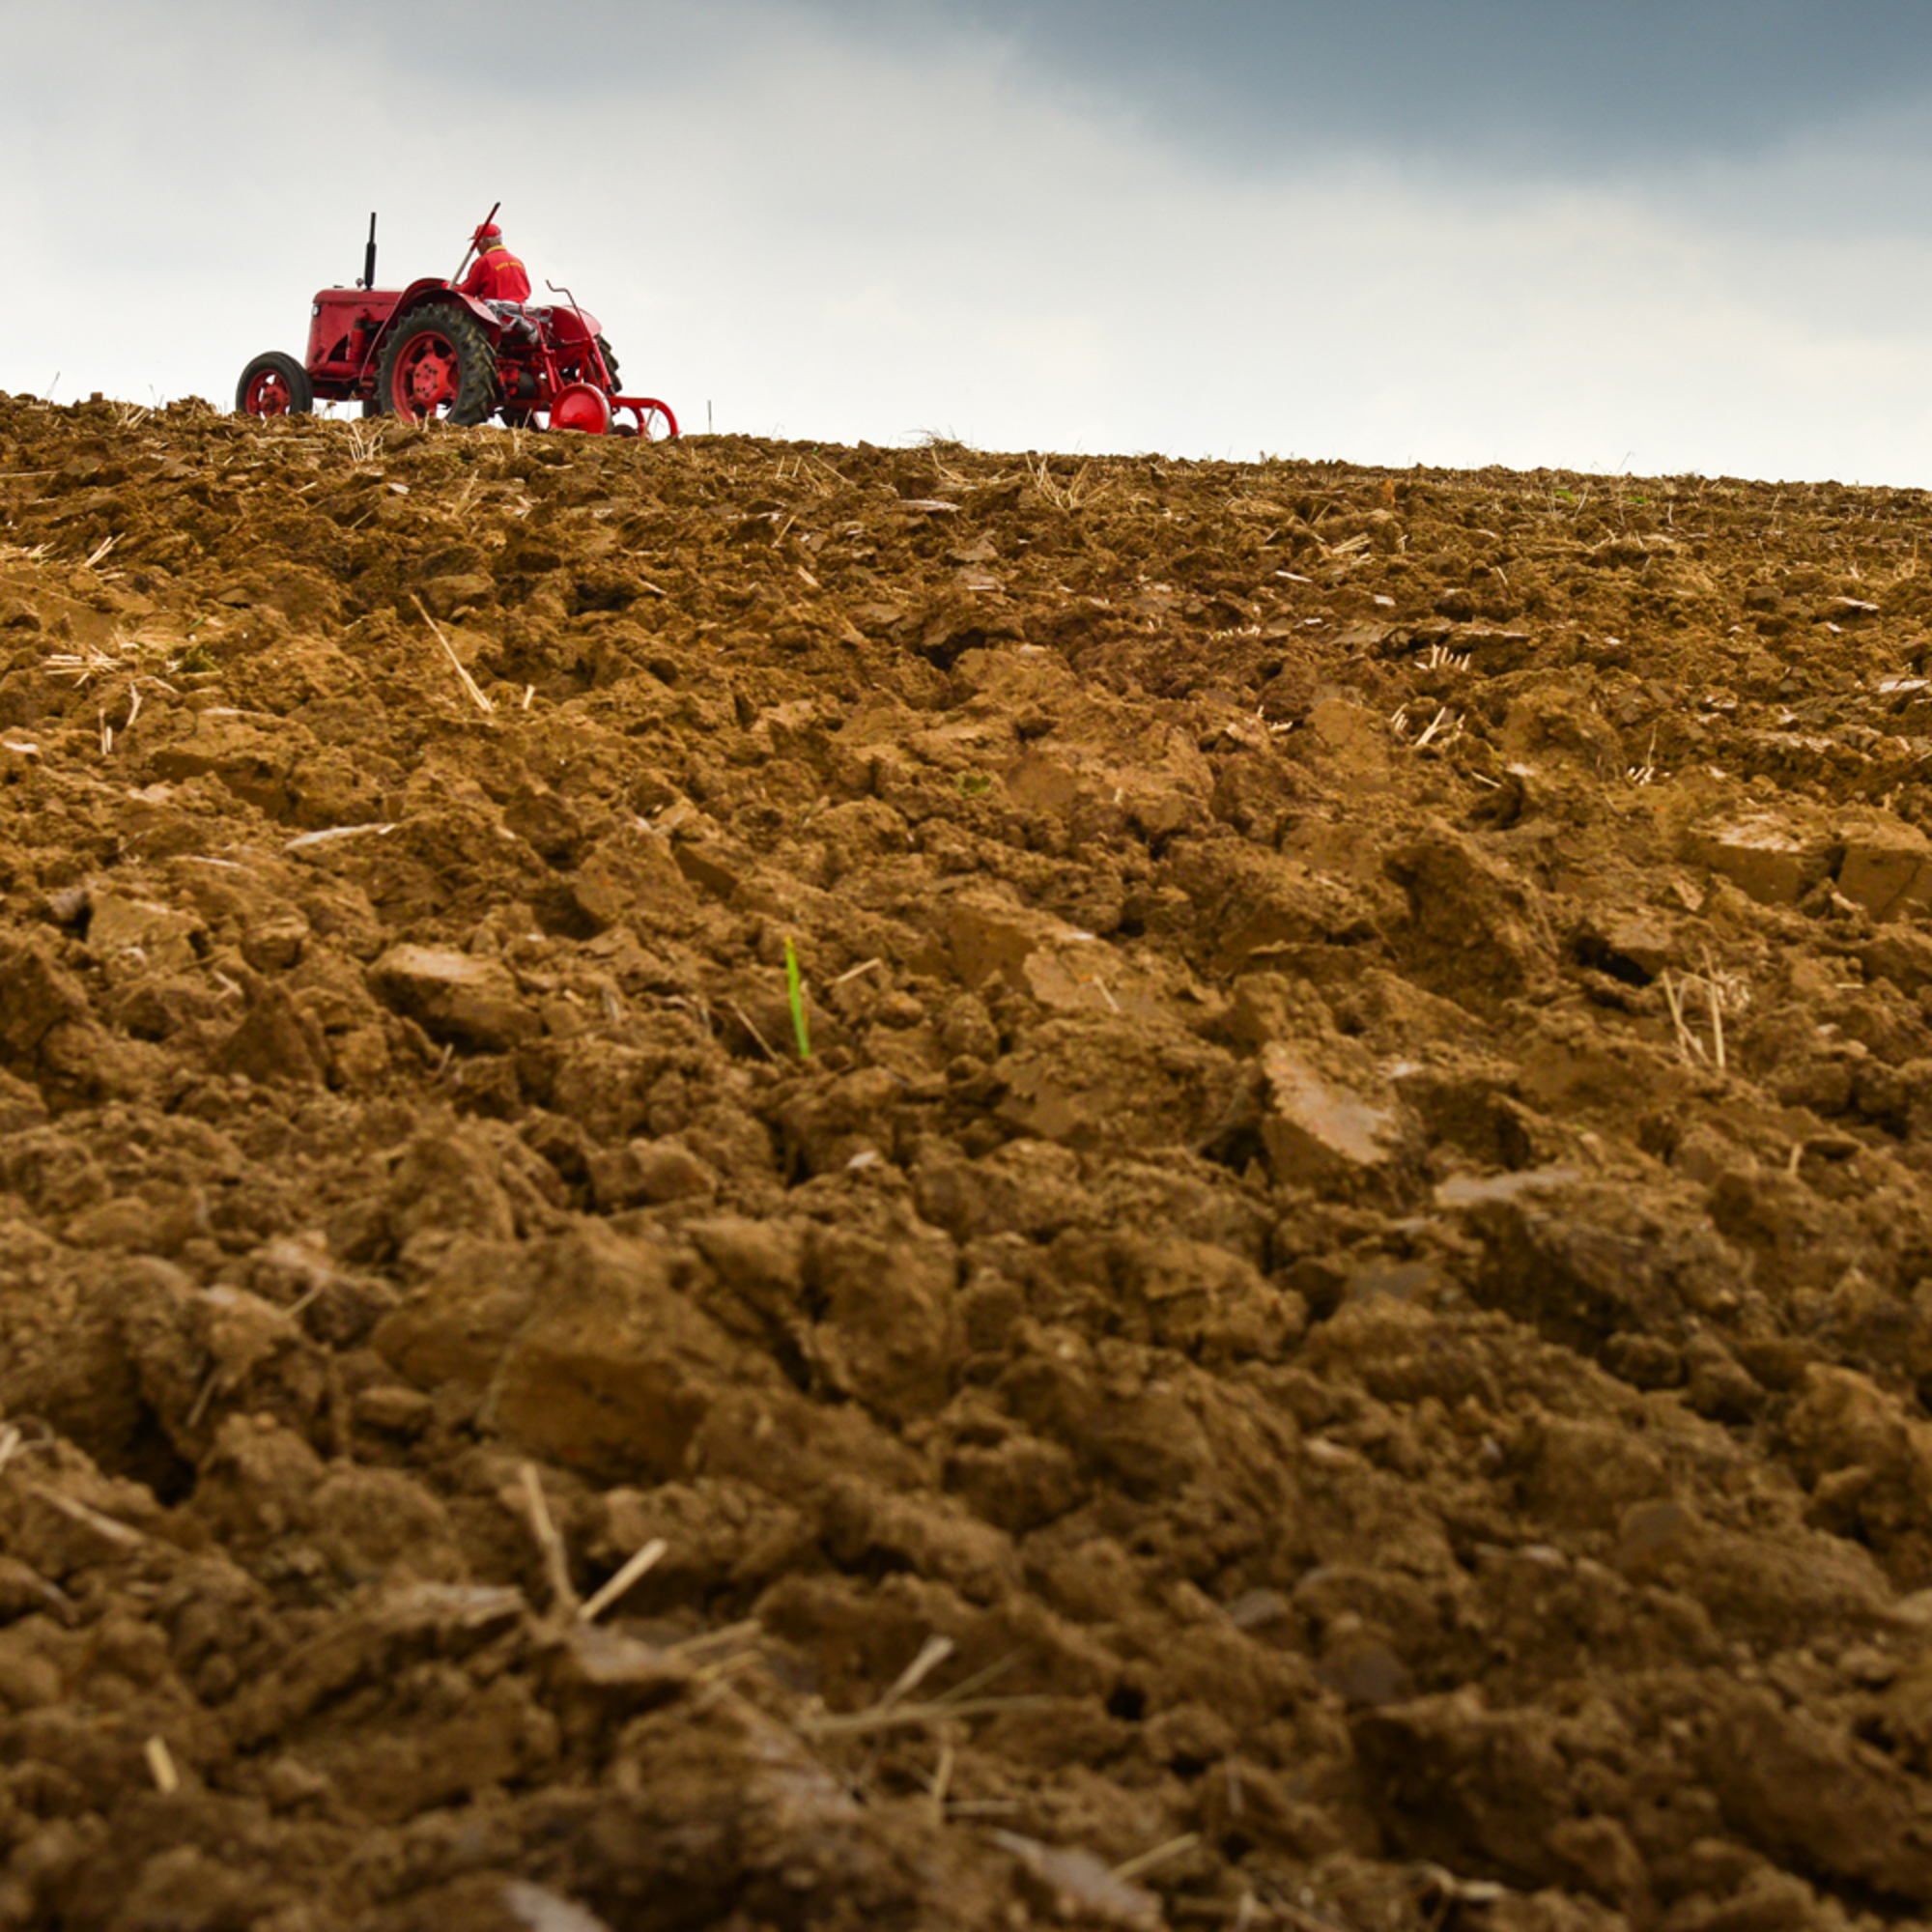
top-left (375, 304), bottom-right (497, 426)
top-left (236, 352), bottom-right (312, 419)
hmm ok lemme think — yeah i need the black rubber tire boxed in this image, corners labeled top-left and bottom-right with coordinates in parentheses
top-left (498, 369), bottom-right (542, 427)
top-left (375, 303), bottom-right (497, 425)
top-left (596, 335), bottom-right (620, 391)
top-left (236, 351), bottom-right (312, 418)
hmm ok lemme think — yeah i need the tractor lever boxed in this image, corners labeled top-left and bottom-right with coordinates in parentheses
top-left (547, 282), bottom-right (612, 391)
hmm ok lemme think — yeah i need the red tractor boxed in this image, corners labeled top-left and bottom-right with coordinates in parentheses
top-left (236, 212), bottom-right (677, 439)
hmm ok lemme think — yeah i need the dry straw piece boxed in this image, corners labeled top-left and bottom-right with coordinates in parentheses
top-left (144, 1736), bottom-right (181, 1795)
top-left (578, 1538), bottom-right (668, 1625)
top-left (411, 592), bottom-right (496, 714)
top-left (1111, 1832), bottom-right (1203, 1884)
top-left (827, 956), bottom-right (884, 988)
top-left (1027, 453), bottom-right (1090, 512)
top-left (518, 1463), bottom-right (579, 1616)
top-left (726, 1000), bottom-right (777, 1063)
top-left (797, 1693), bottom-right (1063, 1739)
top-left (30, 1485), bottom-right (144, 1548)
top-left (880, 1634), bottom-right (954, 1708)
top-left (1660, 951), bottom-right (1741, 1071)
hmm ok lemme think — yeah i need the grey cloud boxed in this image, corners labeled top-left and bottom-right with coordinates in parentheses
top-left (273, 1), bottom-right (1932, 174)
top-left (806, 0), bottom-right (1932, 173)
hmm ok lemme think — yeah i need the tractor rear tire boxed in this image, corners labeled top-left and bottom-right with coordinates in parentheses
top-left (596, 336), bottom-right (620, 390)
top-left (376, 304), bottom-right (497, 426)
top-left (237, 352), bottom-right (312, 418)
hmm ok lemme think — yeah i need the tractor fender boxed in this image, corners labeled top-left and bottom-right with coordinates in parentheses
top-left (366, 280), bottom-right (503, 358)
top-left (543, 303), bottom-right (602, 346)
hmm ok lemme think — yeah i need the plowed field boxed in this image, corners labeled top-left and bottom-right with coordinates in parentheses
top-left (3, 392), bottom-right (1932, 1932)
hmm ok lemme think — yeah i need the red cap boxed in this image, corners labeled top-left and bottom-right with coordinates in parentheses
top-left (473, 221), bottom-right (501, 242)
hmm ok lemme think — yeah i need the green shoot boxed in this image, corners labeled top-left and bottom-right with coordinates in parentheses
top-left (784, 938), bottom-right (811, 1060)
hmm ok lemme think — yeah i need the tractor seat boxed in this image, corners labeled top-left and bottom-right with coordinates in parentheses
top-left (484, 300), bottom-right (551, 339)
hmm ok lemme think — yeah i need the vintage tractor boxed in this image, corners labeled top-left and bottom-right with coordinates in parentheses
top-left (235, 213), bottom-right (677, 439)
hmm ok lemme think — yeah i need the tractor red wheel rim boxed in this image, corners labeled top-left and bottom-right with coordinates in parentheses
top-left (392, 330), bottom-right (459, 418)
top-left (244, 371), bottom-right (292, 417)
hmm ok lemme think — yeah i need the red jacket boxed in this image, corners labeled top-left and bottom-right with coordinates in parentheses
top-left (460, 243), bottom-right (532, 303)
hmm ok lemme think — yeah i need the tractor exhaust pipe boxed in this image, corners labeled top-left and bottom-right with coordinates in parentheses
top-left (361, 213), bottom-right (378, 291)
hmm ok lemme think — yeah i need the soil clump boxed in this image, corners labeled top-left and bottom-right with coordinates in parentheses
top-left (1, 393), bottom-right (1930, 1928)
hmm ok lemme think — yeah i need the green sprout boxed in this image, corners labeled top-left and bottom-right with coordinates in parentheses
top-left (956, 772), bottom-right (992, 797)
top-left (784, 938), bottom-right (811, 1060)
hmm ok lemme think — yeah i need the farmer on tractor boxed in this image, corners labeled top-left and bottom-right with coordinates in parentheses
top-left (459, 223), bottom-right (531, 304)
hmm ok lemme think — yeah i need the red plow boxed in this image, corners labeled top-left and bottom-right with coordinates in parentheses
top-left (237, 211), bottom-right (676, 439)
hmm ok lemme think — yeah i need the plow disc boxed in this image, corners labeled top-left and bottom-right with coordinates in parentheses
top-left (550, 383), bottom-right (611, 435)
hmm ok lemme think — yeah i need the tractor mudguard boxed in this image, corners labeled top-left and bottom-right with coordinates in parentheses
top-left (540, 303), bottom-right (603, 349)
top-left (367, 280), bottom-right (503, 361)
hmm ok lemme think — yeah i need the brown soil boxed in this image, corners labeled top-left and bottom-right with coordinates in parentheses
top-left (1, 394), bottom-right (1931, 1932)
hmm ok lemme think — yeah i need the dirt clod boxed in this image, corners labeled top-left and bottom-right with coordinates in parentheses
top-left (1, 399), bottom-right (1930, 1927)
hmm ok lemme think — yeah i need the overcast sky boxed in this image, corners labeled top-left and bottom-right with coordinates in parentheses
top-left (7, 1), bottom-right (1932, 481)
